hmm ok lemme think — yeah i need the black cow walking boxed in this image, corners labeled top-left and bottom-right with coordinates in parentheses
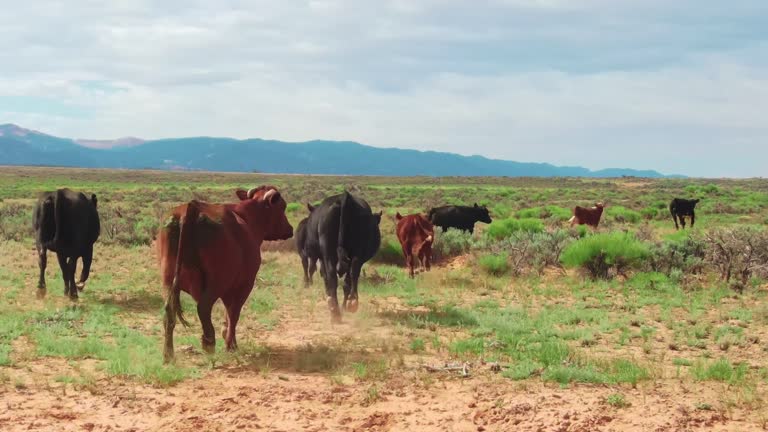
top-left (670, 198), bottom-right (700, 230)
top-left (428, 203), bottom-right (492, 234)
top-left (33, 188), bottom-right (100, 299)
top-left (295, 204), bottom-right (319, 287)
top-left (303, 191), bottom-right (381, 322)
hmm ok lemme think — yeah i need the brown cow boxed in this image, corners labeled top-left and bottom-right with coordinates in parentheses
top-left (158, 186), bottom-right (293, 363)
top-left (395, 212), bottom-right (434, 278)
top-left (569, 202), bottom-right (606, 228)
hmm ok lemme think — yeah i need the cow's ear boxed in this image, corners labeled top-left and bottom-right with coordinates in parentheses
top-left (91, 194), bottom-right (98, 208)
top-left (235, 189), bottom-right (249, 201)
top-left (307, 203), bottom-right (315, 212)
top-left (267, 191), bottom-right (281, 206)
top-left (395, 212), bottom-right (402, 220)
top-left (474, 203), bottom-right (478, 208)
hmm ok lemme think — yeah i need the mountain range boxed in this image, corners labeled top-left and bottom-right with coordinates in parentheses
top-left (0, 124), bottom-right (677, 177)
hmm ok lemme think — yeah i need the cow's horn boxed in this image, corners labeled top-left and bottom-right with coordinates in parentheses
top-left (247, 187), bottom-right (258, 199)
top-left (263, 188), bottom-right (278, 202)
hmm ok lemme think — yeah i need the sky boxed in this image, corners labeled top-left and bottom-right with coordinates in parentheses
top-left (0, 0), bottom-right (766, 178)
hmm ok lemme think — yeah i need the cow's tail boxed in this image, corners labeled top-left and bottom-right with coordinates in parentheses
top-left (45, 189), bottom-right (67, 248)
top-left (337, 192), bottom-right (352, 276)
top-left (168, 202), bottom-right (199, 328)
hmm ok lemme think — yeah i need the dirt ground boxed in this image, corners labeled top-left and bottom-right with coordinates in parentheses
top-left (2, 361), bottom-right (763, 432)
top-left (2, 308), bottom-right (765, 432)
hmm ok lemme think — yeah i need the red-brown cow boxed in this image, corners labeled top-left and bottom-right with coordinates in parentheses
top-left (395, 212), bottom-right (434, 278)
top-left (158, 186), bottom-right (293, 363)
top-left (569, 202), bottom-right (606, 228)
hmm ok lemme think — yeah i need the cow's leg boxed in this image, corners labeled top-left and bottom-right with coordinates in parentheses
top-left (402, 244), bottom-right (414, 278)
top-left (76, 245), bottom-right (93, 291)
top-left (309, 258), bottom-right (317, 285)
top-left (690, 210), bottom-right (696, 228)
top-left (672, 213), bottom-right (680, 230)
top-left (163, 297), bottom-right (176, 363)
top-left (344, 261), bottom-right (363, 314)
top-left (36, 245), bottom-right (47, 294)
top-left (301, 253), bottom-right (311, 287)
top-left (56, 254), bottom-right (72, 297)
top-left (322, 257), bottom-right (341, 323)
top-left (680, 215), bottom-right (686, 229)
top-left (197, 296), bottom-right (216, 354)
top-left (341, 272), bottom-right (353, 312)
top-left (222, 292), bottom-right (247, 351)
top-left (66, 257), bottom-right (78, 300)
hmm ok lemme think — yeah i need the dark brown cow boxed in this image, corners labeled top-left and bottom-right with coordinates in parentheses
top-left (395, 213), bottom-right (434, 278)
top-left (569, 202), bottom-right (605, 228)
top-left (158, 186), bottom-right (293, 363)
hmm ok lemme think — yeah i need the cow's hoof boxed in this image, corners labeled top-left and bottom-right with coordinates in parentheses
top-left (346, 299), bottom-right (359, 313)
top-left (76, 282), bottom-right (85, 291)
top-left (163, 353), bottom-right (175, 364)
top-left (202, 339), bottom-right (216, 354)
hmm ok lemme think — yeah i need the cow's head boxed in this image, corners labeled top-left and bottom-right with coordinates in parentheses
top-left (693, 199), bottom-right (701, 205)
top-left (594, 202), bottom-right (605, 209)
top-left (473, 203), bottom-right (493, 224)
top-left (236, 186), bottom-right (294, 241)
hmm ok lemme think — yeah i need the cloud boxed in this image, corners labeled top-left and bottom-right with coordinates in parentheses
top-left (0, 0), bottom-right (766, 177)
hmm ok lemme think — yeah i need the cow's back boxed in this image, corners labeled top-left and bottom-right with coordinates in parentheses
top-left (36, 188), bottom-right (99, 253)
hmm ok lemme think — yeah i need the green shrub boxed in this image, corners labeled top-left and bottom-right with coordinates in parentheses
top-left (516, 206), bottom-right (571, 221)
top-left (433, 229), bottom-right (473, 259)
top-left (641, 207), bottom-right (658, 220)
top-left (286, 202), bottom-right (301, 213)
top-left (606, 206), bottom-right (642, 224)
top-left (649, 231), bottom-right (705, 276)
top-left (561, 232), bottom-right (651, 279)
top-left (373, 238), bottom-right (404, 265)
top-left (478, 253), bottom-right (510, 275)
top-left (486, 218), bottom-right (544, 240)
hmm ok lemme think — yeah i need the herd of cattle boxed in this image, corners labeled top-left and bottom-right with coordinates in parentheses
top-left (29, 187), bottom-right (701, 362)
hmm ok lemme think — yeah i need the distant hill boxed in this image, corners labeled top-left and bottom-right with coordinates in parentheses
top-left (0, 124), bottom-right (679, 177)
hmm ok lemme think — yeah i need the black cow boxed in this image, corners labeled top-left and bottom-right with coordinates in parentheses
top-left (33, 188), bottom-right (100, 299)
top-left (303, 191), bottom-right (381, 322)
top-left (428, 203), bottom-right (492, 234)
top-left (296, 204), bottom-right (319, 287)
top-left (670, 198), bottom-right (700, 230)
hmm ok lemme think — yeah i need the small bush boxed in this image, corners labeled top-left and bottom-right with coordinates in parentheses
top-left (702, 227), bottom-right (768, 289)
top-left (286, 202), bottom-right (301, 213)
top-left (649, 231), bottom-right (706, 276)
top-left (478, 253), bottom-right (510, 276)
top-left (516, 206), bottom-right (571, 221)
top-left (433, 229), bottom-right (473, 260)
top-left (641, 207), bottom-right (658, 220)
top-left (486, 217), bottom-right (544, 240)
top-left (605, 393), bottom-right (631, 408)
top-left (606, 206), bottom-right (642, 224)
top-left (561, 232), bottom-right (651, 279)
top-left (373, 238), bottom-right (404, 265)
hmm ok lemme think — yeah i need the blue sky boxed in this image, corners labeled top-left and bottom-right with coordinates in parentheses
top-left (0, 0), bottom-right (766, 177)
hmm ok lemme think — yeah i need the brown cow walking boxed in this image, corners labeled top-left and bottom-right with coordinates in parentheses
top-left (158, 186), bottom-right (293, 363)
top-left (395, 213), bottom-right (434, 278)
top-left (569, 202), bottom-right (606, 228)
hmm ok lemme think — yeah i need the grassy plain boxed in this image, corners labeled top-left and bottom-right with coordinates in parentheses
top-left (0, 166), bottom-right (767, 431)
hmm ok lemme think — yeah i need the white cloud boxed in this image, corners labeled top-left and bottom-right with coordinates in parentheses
top-left (0, 0), bottom-right (766, 177)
